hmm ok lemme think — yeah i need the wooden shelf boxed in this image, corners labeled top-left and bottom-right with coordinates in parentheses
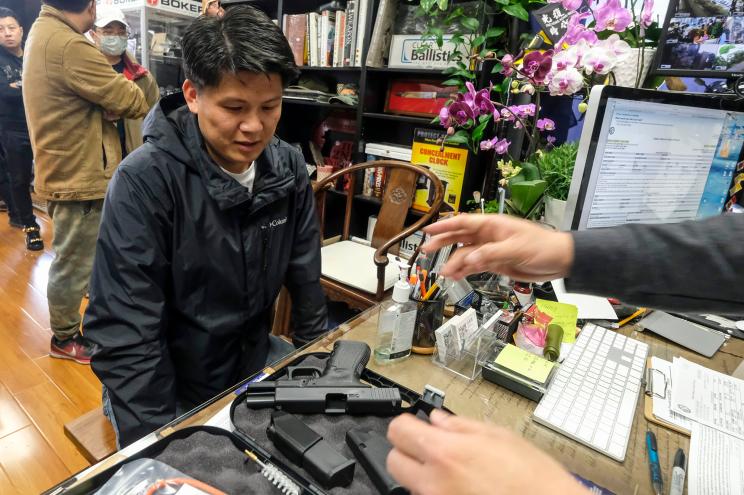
top-left (363, 112), bottom-right (438, 125)
top-left (298, 66), bottom-right (362, 72)
top-left (282, 98), bottom-right (356, 110)
top-left (366, 67), bottom-right (448, 76)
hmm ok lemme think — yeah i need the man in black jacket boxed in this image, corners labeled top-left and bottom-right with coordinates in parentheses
top-left (0, 7), bottom-right (42, 250)
top-left (84, 6), bottom-right (328, 448)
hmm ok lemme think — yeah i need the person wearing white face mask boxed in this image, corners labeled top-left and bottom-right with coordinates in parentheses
top-left (90, 6), bottom-right (159, 159)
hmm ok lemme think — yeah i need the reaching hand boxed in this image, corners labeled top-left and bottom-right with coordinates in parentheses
top-left (422, 214), bottom-right (575, 282)
top-left (386, 410), bottom-right (590, 495)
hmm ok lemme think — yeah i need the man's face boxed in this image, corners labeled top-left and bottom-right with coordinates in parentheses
top-left (205, 1), bottom-right (224, 17)
top-left (183, 71), bottom-right (283, 172)
top-left (0, 17), bottom-right (22, 52)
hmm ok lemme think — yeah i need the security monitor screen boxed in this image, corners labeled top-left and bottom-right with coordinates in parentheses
top-left (657, 0), bottom-right (744, 74)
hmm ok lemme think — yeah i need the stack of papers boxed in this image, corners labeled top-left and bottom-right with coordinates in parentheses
top-left (668, 357), bottom-right (744, 495)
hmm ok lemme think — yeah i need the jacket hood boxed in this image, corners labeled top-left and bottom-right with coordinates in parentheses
top-left (142, 92), bottom-right (295, 211)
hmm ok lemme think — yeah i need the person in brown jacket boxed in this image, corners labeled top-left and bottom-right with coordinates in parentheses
top-left (89, 5), bottom-right (159, 158)
top-left (23, 0), bottom-right (150, 364)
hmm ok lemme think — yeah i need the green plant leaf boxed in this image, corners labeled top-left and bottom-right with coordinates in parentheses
top-left (442, 67), bottom-right (458, 75)
top-left (453, 69), bottom-right (476, 78)
top-left (442, 78), bottom-right (462, 86)
top-left (451, 34), bottom-right (465, 45)
top-left (479, 113), bottom-right (491, 123)
top-left (486, 27), bottom-right (505, 38)
top-left (472, 35), bottom-right (486, 48)
top-left (520, 162), bottom-right (541, 181)
top-left (493, 0), bottom-right (510, 5)
top-left (421, 0), bottom-right (437, 12)
top-left (472, 120), bottom-right (489, 143)
top-left (491, 63), bottom-right (504, 74)
top-left (461, 17), bottom-right (480, 32)
top-left (503, 3), bottom-right (529, 21)
top-left (508, 180), bottom-right (547, 215)
top-left (446, 133), bottom-right (470, 145)
top-left (436, 0), bottom-right (449, 10)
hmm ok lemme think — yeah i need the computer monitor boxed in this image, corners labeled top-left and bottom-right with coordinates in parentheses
top-left (652, 0), bottom-right (744, 77)
top-left (563, 86), bottom-right (743, 231)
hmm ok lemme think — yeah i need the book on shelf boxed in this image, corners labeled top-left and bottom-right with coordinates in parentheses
top-left (333, 10), bottom-right (346, 67)
top-left (363, 142), bottom-right (412, 199)
top-left (281, 5), bottom-right (366, 68)
top-left (344, 0), bottom-right (357, 66)
top-left (308, 12), bottom-right (319, 66)
top-left (354, 0), bottom-right (369, 66)
top-left (366, 0), bottom-right (397, 67)
top-left (283, 14), bottom-right (307, 66)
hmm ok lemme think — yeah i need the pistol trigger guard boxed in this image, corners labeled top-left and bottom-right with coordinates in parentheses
top-left (286, 365), bottom-right (324, 380)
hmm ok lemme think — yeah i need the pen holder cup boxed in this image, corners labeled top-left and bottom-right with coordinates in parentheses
top-left (411, 298), bottom-right (445, 355)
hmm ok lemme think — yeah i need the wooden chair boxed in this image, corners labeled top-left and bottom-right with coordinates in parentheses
top-left (314, 160), bottom-right (444, 311)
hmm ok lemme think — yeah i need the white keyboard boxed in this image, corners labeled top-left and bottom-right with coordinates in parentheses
top-left (533, 323), bottom-right (649, 461)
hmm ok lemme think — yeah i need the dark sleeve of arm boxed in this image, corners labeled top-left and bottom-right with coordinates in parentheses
top-left (285, 158), bottom-right (328, 346)
top-left (0, 68), bottom-right (21, 100)
top-left (83, 167), bottom-right (176, 447)
top-left (565, 214), bottom-right (744, 315)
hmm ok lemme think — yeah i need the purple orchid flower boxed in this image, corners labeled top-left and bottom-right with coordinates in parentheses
top-left (592, 0), bottom-right (632, 32)
top-left (439, 106), bottom-right (453, 128)
top-left (536, 118), bottom-right (556, 131)
top-left (474, 87), bottom-right (495, 116)
top-left (501, 54), bottom-right (515, 76)
top-left (480, 137), bottom-right (511, 154)
top-left (641, 0), bottom-right (654, 28)
top-left (463, 81), bottom-right (478, 107)
top-left (448, 100), bottom-right (475, 126)
top-left (558, 12), bottom-right (598, 46)
top-left (546, 135), bottom-right (557, 145)
top-left (521, 50), bottom-right (554, 84)
top-left (518, 104), bottom-right (536, 117)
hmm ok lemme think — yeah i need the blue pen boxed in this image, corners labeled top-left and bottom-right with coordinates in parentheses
top-left (646, 431), bottom-right (663, 495)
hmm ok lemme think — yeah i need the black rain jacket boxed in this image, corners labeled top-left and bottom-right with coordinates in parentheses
top-left (84, 94), bottom-right (328, 447)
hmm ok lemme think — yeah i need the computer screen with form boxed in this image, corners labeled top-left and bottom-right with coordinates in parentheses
top-left (565, 86), bottom-right (743, 231)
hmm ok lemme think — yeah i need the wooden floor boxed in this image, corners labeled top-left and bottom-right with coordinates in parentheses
top-left (0, 211), bottom-right (98, 494)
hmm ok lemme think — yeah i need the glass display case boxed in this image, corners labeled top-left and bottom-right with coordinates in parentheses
top-left (96, 0), bottom-right (200, 96)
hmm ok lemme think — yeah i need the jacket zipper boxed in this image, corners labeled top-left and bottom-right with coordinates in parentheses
top-left (261, 225), bottom-right (269, 273)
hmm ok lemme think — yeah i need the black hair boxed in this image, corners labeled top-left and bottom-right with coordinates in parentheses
top-left (0, 7), bottom-right (20, 25)
top-left (181, 5), bottom-right (299, 90)
top-left (43, 0), bottom-right (93, 14)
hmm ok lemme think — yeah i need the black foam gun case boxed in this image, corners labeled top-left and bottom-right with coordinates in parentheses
top-left (47, 348), bottom-right (446, 495)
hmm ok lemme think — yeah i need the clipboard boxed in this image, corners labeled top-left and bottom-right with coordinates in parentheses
top-left (643, 357), bottom-right (691, 436)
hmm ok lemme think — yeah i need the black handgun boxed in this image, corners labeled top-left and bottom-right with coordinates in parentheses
top-left (346, 428), bottom-right (409, 495)
top-left (244, 340), bottom-right (402, 415)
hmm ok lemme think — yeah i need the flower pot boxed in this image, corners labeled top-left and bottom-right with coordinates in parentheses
top-left (612, 47), bottom-right (657, 88)
top-left (544, 196), bottom-right (568, 229)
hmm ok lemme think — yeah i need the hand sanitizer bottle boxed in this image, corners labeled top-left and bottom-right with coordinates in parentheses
top-left (374, 259), bottom-right (417, 364)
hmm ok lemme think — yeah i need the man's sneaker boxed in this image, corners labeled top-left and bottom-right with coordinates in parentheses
top-left (50, 334), bottom-right (93, 365)
top-left (24, 225), bottom-right (43, 251)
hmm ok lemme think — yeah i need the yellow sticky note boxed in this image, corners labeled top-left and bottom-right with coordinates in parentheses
top-left (494, 344), bottom-right (554, 384)
top-left (536, 299), bottom-right (578, 343)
